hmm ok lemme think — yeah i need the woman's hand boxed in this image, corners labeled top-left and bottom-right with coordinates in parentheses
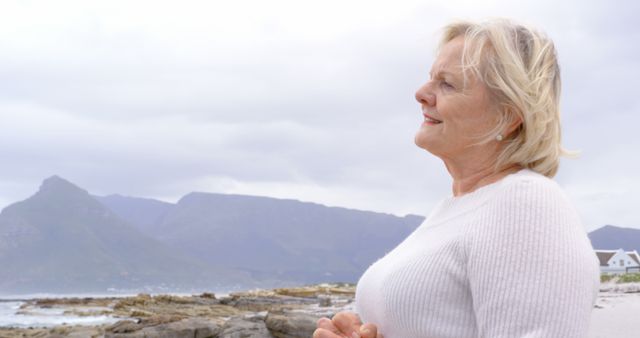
top-left (313, 311), bottom-right (382, 338)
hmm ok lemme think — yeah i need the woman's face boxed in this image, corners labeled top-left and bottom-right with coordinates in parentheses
top-left (414, 36), bottom-right (497, 161)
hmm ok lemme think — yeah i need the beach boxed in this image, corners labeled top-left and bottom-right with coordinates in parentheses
top-left (590, 291), bottom-right (640, 338)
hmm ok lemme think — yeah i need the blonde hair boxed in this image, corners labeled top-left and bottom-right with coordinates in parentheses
top-left (440, 19), bottom-right (573, 178)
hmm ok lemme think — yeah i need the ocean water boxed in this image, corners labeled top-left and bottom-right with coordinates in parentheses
top-left (0, 300), bottom-right (122, 328)
top-left (0, 281), bottom-right (255, 329)
top-left (0, 291), bottom-right (233, 328)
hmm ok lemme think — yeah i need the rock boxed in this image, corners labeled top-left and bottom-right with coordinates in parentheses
top-left (142, 317), bottom-right (223, 338)
top-left (105, 330), bottom-right (145, 338)
top-left (46, 325), bottom-right (106, 338)
top-left (2, 284), bottom-right (358, 338)
top-left (218, 316), bottom-right (275, 338)
top-left (106, 314), bottom-right (185, 334)
top-left (107, 320), bottom-right (142, 333)
top-left (105, 317), bottom-right (223, 338)
top-left (272, 284), bottom-right (356, 298)
top-left (219, 294), bottom-right (316, 312)
top-left (265, 311), bottom-right (319, 338)
top-left (318, 296), bottom-right (331, 307)
top-left (35, 297), bottom-right (114, 307)
top-left (200, 292), bottom-right (217, 299)
top-left (114, 294), bottom-right (152, 308)
top-left (112, 294), bottom-right (236, 319)
top-left (138, 314), bottom-right (187, 326)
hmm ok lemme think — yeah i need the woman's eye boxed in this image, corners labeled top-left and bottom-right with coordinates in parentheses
top-left (441, 81), bottom-right (454, 89)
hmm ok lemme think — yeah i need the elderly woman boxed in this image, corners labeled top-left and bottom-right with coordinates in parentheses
top-left (314, 19), bottom-right (600, 338)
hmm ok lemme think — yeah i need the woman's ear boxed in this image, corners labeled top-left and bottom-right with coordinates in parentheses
top-left (503, 106), bottom-right (523, 136)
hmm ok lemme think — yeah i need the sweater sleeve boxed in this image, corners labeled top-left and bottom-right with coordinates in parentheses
top-left (466, 178), bottom-right (600, 338)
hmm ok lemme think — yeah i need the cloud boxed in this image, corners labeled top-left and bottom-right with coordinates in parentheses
top-left (0, 0), bottom-right (638, 231)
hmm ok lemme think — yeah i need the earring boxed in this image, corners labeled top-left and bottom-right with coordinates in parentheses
top-left (496, 134), bottom-right (503, 141)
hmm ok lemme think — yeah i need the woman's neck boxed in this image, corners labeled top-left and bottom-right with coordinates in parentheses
top-left (445, 161), bottom-right (522, 197)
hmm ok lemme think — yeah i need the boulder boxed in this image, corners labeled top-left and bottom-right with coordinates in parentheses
top-left (265, 311), bottom-right (319, 338)
top-left (105, 317), bottom-right (222, 338)
top-left (218, 315), bottom-right (275, 338)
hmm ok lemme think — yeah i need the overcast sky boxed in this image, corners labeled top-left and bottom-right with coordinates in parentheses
top-left (1, 0), bottom-right (638, 232)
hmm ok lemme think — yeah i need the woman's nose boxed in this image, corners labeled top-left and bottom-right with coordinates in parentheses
top-left (415, 82), bottom-right (436, 106)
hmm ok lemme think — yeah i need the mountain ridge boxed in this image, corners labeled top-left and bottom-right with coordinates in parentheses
top-left (7, 175), bottom-right (635, 295)
top-left (588, 224), bottom-right (640, 253)
top-left (0, 175), bottom-right (426, 294)
top-left (0, 176), bottom-right (250, 294)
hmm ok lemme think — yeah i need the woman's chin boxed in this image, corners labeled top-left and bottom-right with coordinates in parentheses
top-left (415, 130), bottom-right (449, 158)
top-left (414, 133), bottom-right (437, 153)
top-left (414, 128), bottom-right (431, 145)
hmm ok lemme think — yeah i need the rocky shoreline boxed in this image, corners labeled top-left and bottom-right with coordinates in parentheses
top-left (0, 283), bottom-right (356, 338)
top-left (5, 281), bottom-right (635, 338)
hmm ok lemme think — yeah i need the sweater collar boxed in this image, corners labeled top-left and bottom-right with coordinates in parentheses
top-left (424, 168), bottom-right (540, 226)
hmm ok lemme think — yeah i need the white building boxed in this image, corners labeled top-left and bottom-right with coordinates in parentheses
top-left (595, 249), bottom-right (640, 274)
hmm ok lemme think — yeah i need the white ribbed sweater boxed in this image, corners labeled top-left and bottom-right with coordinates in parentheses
top-left (355, 169), bottom-right (600, 338)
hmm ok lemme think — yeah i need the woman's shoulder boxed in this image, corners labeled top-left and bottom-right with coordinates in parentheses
top-left (488, 168), bottom-right (578, 219)
top-left (427, 169), bottom-right (574, 226)
top-left (496, 169), bottom-right (566, 199)
top-left (464, 169), bottom-right (588, 251)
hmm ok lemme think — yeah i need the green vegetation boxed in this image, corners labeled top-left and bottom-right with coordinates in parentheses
top-left (601, 273), bottom-right (640, 283)
top-left (617, 273), bottom-right (640, 283)
top-left (600, 274), bottom-right (615, 283)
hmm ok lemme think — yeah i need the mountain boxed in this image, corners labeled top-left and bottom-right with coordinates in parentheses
top-left (0, 175), bottom-right (425, 294)
top-left (0, 176), bottom-right (249, 295)
top-left (588, 225), bottom-right (640, 253)
top-left (147, 192), bottom-right (424, 283)
top-left (94, 194), bottom-right (173, 234)
top-left (4, 176), bottom-right (637, 295)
